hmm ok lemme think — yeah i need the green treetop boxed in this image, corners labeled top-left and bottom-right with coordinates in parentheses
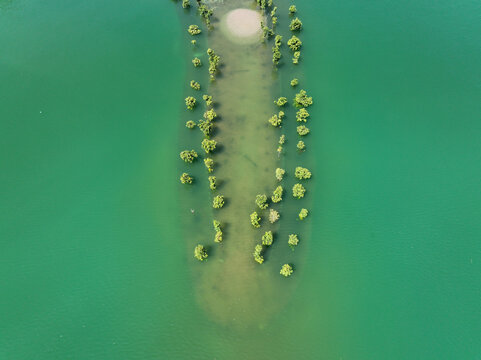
top-left (201, 138), bottom-right (217, 153)
top-left (180, 150), bottom-right (198, 163)
top-left (186, 120), bottom-right (196, 129)
top-left (293, 51), bottom-right (300, 64)
top-left (275, 97), bottom-right (288, 107)
top-left (296, 108), bottom-right (310, 122)
top-left (288, 5), bottom-right (297, 14)
top-left (188, 25), bottom-right (201, 35)
top-left (203, 108), bottom-right (217, 121)
top-left (255, 194), bottom-right (269, 209)
top-left (271, 185), bottom-right (283, 203)
top-left (279, 134), bottom-right (286, 145)
top-left (253, 244), bottom-right (264, 264)
top-left (297, 140), bottom-right (306, 151)
top-left (291, 78), bottom-right (299, 87)
top-left (290, 17), bottom-right (302, 31)
top-left (204, 157), bottom-right (214, 173)
top-left (275, 167), bottom-right (285, 181)
top-left (212, 195), bottom-right (224, 208)
top-left (194, 244), bottom-right (208, 261)
top-left (288, 234), bottom-right (299, 248)
top-left (192, 58), bottom-right (202, 67)
top-left (292, 183), bottom-right (306, 198)
top-left (287, 35), bottom-right (302, 51)
top-left (198, 119), bottom-right (213, 136)
top-left (297, 125), bottom-right (310, 136)
top-left (250, 212), bottom-right (261, 228)
top-left (203, 94), bottom-right (213, 106)
top-left (213, 220), bottom-right (221, 232)
top-left (185, 96), bottom-right (196, 110)
top-left (190, 80), bottom-right (201, 90)
top-left (268, 111), bottom-right (285, 127)
top-left (180, 173), bottom-right (193, 184)
top-left (295, 166), bottom-right (312, 179)
top-left (280, 263), bottom-right (294, 277)
top-left (269, 208), bottom-right (280, 223)
top-left (208, 176), bottom-right (217, 190)
top-left (214, 230), bottom-right (223, 243)
top-left (182, 0), bottom-right (190, 9)
top-left (294, 89), bottom-right (313, 108)
top-left (299, 208), bottom-right (309, 220)
top-left (262, 231), bottom-right (274, 246)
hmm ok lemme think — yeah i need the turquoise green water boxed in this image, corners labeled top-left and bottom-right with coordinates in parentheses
top-left (1, 0), bottom-right (480, 359)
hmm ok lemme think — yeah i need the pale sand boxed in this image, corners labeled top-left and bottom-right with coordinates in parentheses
top-left (224, 8), bottom-right (262, 38)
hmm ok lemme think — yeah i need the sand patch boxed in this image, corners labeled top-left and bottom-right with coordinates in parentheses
top-left (221, 8), bottom-right (263, 43)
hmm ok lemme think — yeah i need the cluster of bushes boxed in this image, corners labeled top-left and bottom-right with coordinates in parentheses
top-left (213, 220), bottom-right (222, 243)
top-left (268, 111), bottom-right (285, 127)
top-left (280, 263), bottom-right (293, 277)
top-left (262, 231), bottom-right (274, 246)
top-left (271, 186), bottom-right (283, 203)
top-left (288, 234), bottom-right (299, 248)
top-left (180, 150), bottom-right (198, 163)
top-left (207, 48), bottom-right (220, 80)
top-left (269, 208), bottom-right (280, 223)
top-left (185, 96), bottom-right (196, 110)
top-left (253, 244), bottom-right (264, 264)
top-left (294, 89), bottom-right (313, 108)
top-left (201, 138), bottom-right (217, 153)
top-left (275, 96), bottom-right (287, 107)
top-left (188, 24), bottom-right (201, 35)
top-left (186, 120), bottom-right (196, 129)
top-left (250, 212), bottom-right (261, 228)
top-left (297, 125), bottom-right (310, 136)
top-left (204, 158), bottom-right (214, 172)
top-left (180, 173), bottom-right (193, 184)
top-left (292, 183), bottom-right (306, 198)
top-left (192, 57), bottom-right (201, 67)
top-left (190, 80), bottom-right (200, 90)
top-left (208, 176), bottom-right (217, 190)
top-left (295, 166), bottom-right (312, 179)
top-left (296, 108), bottom-right (309, 122)
top-left (194, 244), bottom-right (208, 261)
top-left (197, 1), bottom-right (213, 27)
top-left (212, 195), bottom-right (224, 209)
top-left (255, 194), bottom-right (269, 210)
top-left (289, 17), bottom-right (302, 31)
top-left (272, 35), bottom-right (282, 65)
top-left (299, 208), bottom-right (309, 220)
top-left (275, 168), bottom-right (285, 181)
top-left (297, 140), bottom-right (305, 150)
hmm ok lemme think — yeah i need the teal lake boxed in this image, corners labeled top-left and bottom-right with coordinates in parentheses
top-left (1, 0), bottom-right (480, 359)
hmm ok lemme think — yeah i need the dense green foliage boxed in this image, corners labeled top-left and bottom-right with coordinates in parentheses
top-left (188, 24), bottom-right (201, 35)
top-left (203, 94), bottom-right (213, 106)
top-left (208, 176), bottom-right (217, 190)
top-left (280, 263), bottom-right (293, 277)
top-left (295, 166), bottom-right (312, 179)
top-left (268, 111), bottom-right (285, 127)
top-left (299, 208), bottom-right (309, 220)
top-left (180, 150), bottom-right (198, 163)
top-left (275, 97), bottom-right (288, 107)
top-left (197, 2), bottom-right (213, 27)
top-left (288, 5), bottom-right (297, 14)
top-left (255, 194), bottom-right (269, 209)
top-left (261, 21), bottom-right (274, 39)
top-left (293, 51), bottom-right (300, 64)
top-left (192, 57), bottom-right (201, 67)
top-left (213, 219), bottom-right (221, 232)
top-left (180, 172), bottom-right (193, 184)
top-left (297, 125), bottom-right (310, 136)
top-left (250, 212), bottom-right (261, 228)
top-left (204, 157), bottom-right (214, 173)
top-left (190, 80), bottom-right (200, 90)
top-left (207, 48), bottom-right (220, 80)
top-left (214, 230), bottom-right (223, 243)
top-left (289, 17), bottom-right (303, 31)
top-left (275, 167), bottom-right (285, 181)
top-left (182, 0), bottom-right (190, 9)
top-left (253, 244), bottom-right (264, 264)
top-left (185, 96), bottom-right (196, 110)
top-left (186, 120), bottom-right (196, 129)
top-left (194, 244), bottom-right (208, 261)
top-left (201, 138), bottom-right (217, 153)
top-left (292, 183), bottom-right (306, 198)
top-left (262, 231), bottom-right (274, 246)
top-left (294, 89), bottom-right (313, 108)
top-left (272, 35), bottom-right (282, 65)
top-left (297, 140), bottom-right (306, 150)
top-left (290, 78), bottom-right (299, 87)
top-left (271, 185), bottom-right (283, 203)
top-left (197, 119), bottom-right (213, 136)
top-left (296, 108), bottom-right (310, 122)
top-left (288, 234), bottom-right (299, 248)
top-left (212, 195), bottom-right (224, 208)
top-left (268, 208), bottom-right (280, 223)
top-left (203, 108), bottom-right (217, 121)
top-left (279, 134), bottom-right (286, 145)
top-left (287, 35), bottom-right (302, 51)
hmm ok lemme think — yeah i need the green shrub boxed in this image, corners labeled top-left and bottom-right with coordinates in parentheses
top-left (292, 183), bottom-right (306, 198)
top-left (198, 119), bottom-right (213, 136)
top-left (299, 208), bottom-right (309, 220)
top-left (208, 176), bottom-right (217, 190)
top-left (194, 244), bottom-right (208, 261)
top-left (288, 234), bottom-right (299, 248)
top-left (294, 90), bottom-right (313, 108)
top-left (279, 135), bottom-right (286, 145)
top-left (288, 5), bottom-right (297, 14)
top-left (280, 263), bottom-right (293, 277)
top-left (203, 108), bottom-right (217, 121)
top-left (214, 230), bottom-right (223, 243)
top-left (271, 185), bottom-right (283, 203)
top-left (180, 150), bottom-right (198, 163)
top-left (192, 58), bottom-right (201, 67)
top-left (293, 51), bottom-right (300, 64)
top-left (213, 220), bottom-right (221, 232)
top-left (291, 78), bottom-right (299, 87)
top-left (190, 80), bottom-right (200, 90)
top-left (188, 25), bottom-right (201, 35)
top-left (185, 96), bottom-right (196, 110)
top-left (290, 17), bottom-right (302, 31)
top-left (255, 194), bottom-right (268, 209)
top-left (186, 120), bottom-right (196, 129)
top-left (201, 139), bottom-right (217, 153)
top-left (213, 195), bottom-right (224, 208)
top-left (180, 173), bottom-right (193, 184)
top-left (275, 168), bottom-right (285, 181)
top-left (296, 108), bottom-right (310, 122)
top-left (262, 231), bottom-right (273, 246)
top-left (250, 212), bottom-right (261, 228)
top-left (268, 111), bottom-right (285, 127)
top-left (253, 244), bottom-right (264, 264)
top-left (203, 94), bottom-right (213, 106)
top-left (204, 158), bottom-right (214, 173)
top-left (295, 166), bottom-right (312, 179)
top-left (275, 97), bottom-right (288, 107)
top-left (269, 209), bottom-right (280, 223)
top-left (297, 140), bottom-right (305, 150)
top-left (297, 125), bottom-right (310, 136)
top-left (182, 0), bottom-right (190, 8)
top-left (287, 35), bottom-right (302, 51)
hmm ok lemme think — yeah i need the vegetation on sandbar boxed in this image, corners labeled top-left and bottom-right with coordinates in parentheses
top-left (253, 244), bottom-right (264, 264)
top-left (207, 48), bottom-right (220, 80)
top-left (192, 57), bottom-right (201, 67)
top-left (269, 208), bottom-right (280, 223)
top-left (268, 111), bottom-right (285, 127)
top-left (180, 172), bottom-right (193, 184)
top-left (280, 263), bottom-right (293, 277)
top-left (272, 185), bottom-right (283, 203)
top-left (275, 167), bottom-right (285, 181)
top-left (180, 150), bottom-right (198, 163)
top-left (203, 94), bottom-right (213, 106)
top-left (212, 195), bottom-right (224, 208)
top-left (288, 234), bottom-right (299, 248)
top-left (201, 138), bottom-right (217, 153)
top-left (250, 211), bottom-right (261, 228)
top-left (295, 166), bottom-right (312, 179)
top-left (204, 157), bottom-right (214, 172)
top-left (185, 96), bottom-right (196, 110)
top-left (194, 244), bottom-right (208, 261)
top-left (208, 175), bottom-right (217, 190)
top-left (292, 183), bottom-right (306, 198)
top-left (188, 25), bottom-right (201, 35)
top-left (255, 194), bottom-right (269, 210)
top-left (262, 231), bottom-right (274, 246)
top-left (299, 208), bottom-right (309, 220)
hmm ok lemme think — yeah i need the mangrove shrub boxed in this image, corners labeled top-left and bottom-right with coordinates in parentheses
top-left (289, 17), bottom-right (303, 31)
top-left (208, 176), bottom-right (217, 190)
top-left (297, 125), bottom-right (310, 136)
top-left (299, 208), bottom-right (309, 220)
top-left (192, 57), bottom-right (201, 67)
top-left (204, 157), bottom-right (214, 172)
top-left (262, 231), bottom-right (273, 246)
top-left (294, 90), bottom-right (313, 108)
top-left (201, 138), bottom-right (217, 153)
top-left (203, 94), bottom-right (213, 106)
top-left (255, 194), bottom-right (269, 209)
top-left (292, 183), bottom-right (306, 198)
top-left (213, 195), bottom-right (224, 208)
top-left (288, 5), bottom-right (297, 14)
top-left (280, 264), bottom-right (293, 277)
top-left (180, 150), bottom-right (198, 163)
top-left (275, 167), bottom-right (285, 181)
top-left (275, 97), bottom-right (288, 107)
top-left (291, 78), bottom-right (299, 87)
top-left (188, 25), bottom-right (201, 35)
top-left (250, 212), bottom-right (261, 228)
top-left (180, 172), bottom-right (193, 184)
top-left (186, 120), bottom-right (196, 129)
top-left (297, 140), bottom-right (306, 150)
top-left (269, 208), bottom-right (280, 223)
top-left (271, 185), bottom-right (283, 203)
top-left (268, 111), bottom-right (285, 127)
top-left (194, 244), bottom-right (208, 261)
top-left (296, 108), bottom-right (310, 122)
top-left (198, 119), bottom-right (213, 136)
top-left (288, 234), bottom-right (299, 248)
top-left (253, 244), bottom-right (264, 264)
top-left (287, 35), bottom-right (302, 51)
top-left (185, 96), bottom-right (196, 110)
top-left (295, 166), bottom-right (312, 179)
